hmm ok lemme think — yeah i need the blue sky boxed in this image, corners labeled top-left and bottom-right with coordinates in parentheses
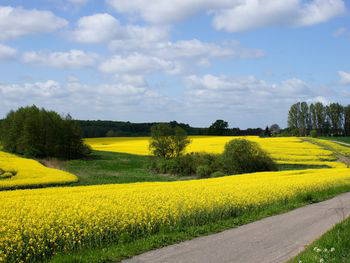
top-left (0, 0), bottom-right (349, 128)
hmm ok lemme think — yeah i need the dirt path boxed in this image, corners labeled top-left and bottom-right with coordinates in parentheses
top-left (330, 140), bottom-right (350, 147)
top-left (329, 140), bottom-right (350, 167)
top-left (124, 192), bottom-right (350, 263)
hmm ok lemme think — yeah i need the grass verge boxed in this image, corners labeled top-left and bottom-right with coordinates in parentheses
top-left (290, 217), bottom-right (350, 262)
top-left (49, 185), bottom-right (350, 263)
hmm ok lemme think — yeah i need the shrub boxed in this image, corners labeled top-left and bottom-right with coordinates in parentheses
top-left (210, 171), bottom-right (226, 178)
top-left (196, 165), bottom-right (212, 178)
top-left (310, 130), bottom-right (318, 138)
top-left (149, 124), bottom-right (190, 159)
top-left (222, 139), bottom-right (277, 175)
top-left (171, 154), bottom-right (196, 176)
top-left (148, 152), bottom-right (223, 177)
top-left (0, 106), bottom-right (89, 159)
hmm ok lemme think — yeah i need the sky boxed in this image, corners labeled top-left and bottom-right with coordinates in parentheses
top-left (0, 0), bottom-right (349, 128)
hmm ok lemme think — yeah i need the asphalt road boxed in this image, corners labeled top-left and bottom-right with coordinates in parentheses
top-left (124, 192), bottom-right (350, 263)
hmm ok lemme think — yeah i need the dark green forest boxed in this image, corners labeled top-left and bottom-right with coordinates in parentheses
top-left (77, 119), bottom-right (264, 137)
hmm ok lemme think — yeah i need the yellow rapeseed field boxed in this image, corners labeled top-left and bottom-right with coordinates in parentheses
top-left (1, 167), bottom-right (350, 262)
top-left (1, 136), bottom-right (349, 261)
top-left (85, 136), bottom-right (343, 167)
top-left (308, 138), bottom-right (350, 157)
top-left (0, 151), bottom-right (78, 190)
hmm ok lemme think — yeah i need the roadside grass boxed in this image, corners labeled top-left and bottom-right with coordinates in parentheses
top-left (291, 216), bottom-right (350, 263)
top-left (49, 184), bottom-right (350, 263)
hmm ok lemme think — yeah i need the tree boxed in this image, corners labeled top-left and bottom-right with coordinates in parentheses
top-left (208, 120), bottom-right (229, 135)
top-left (269, 124), bottom-right (281, 135)
top-left (262, 126), bottom-right (271, 137)
top-left (149, 124), bottom-right (190, 159)
top-left (221, 139), bottom-right (277, 174)
top-left (288, 103), bottom-right (300, 132)
top-left (172, 126), bottom-right (191, 157)
top-left (326, 103), bottom-right (344, 136)
top-left (288, 102), bottom-right (309, 136)
top-left (0, 106), bottom-right (90, 159)
top-left (314, 102), bottom-right (326, 135)
top-left (309, 103), bottom-right (317, 131)
top-left (310, 129), bottom-right (318, 138)
top-left (299, 102), bottom-right (309, 136)
top-left (106, 130), bottom-right (115, 137)
top-left (344, 105), bottom-right (350, 136)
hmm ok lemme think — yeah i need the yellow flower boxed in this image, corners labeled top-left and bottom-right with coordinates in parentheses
top-left (0, 151), bottom-right (77, 190)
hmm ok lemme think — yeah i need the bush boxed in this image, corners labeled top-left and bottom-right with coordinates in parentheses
top-left (0, 106), bottom-right (89, 159)
top-left (196, 165), bottom-right (212, 178)
top-left (148, 152), bottom-right (223, 177)
top-left (149, 140), bottom-right (277, 177)
top-left (210, 171), bottom-right (226, 178)
top-left (222, 139), bottom-right (277, 175)
top-left (310, 130), bottom-right (318, 138)
top-left (149, 124), bottom-right (190, 159)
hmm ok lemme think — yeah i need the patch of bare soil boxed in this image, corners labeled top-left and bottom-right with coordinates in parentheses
top-left (39, 159), bottom-right (64, 169)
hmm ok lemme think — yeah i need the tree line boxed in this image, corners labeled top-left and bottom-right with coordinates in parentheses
top-left (288, 102), bottom-right (350, 136)
top-left (78, 119), bottom-right (264, 137)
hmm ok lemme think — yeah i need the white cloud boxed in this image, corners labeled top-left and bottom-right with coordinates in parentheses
top-left (307, 96), bottom-right (330, 105)
top-left (179, 73), bottom-right (327, 127)
top-left (22, 50), bottom-right (98, 69)
top-left (71, 13), bottom-right (263, 73)
top-left (339, 71), bottom-right (350, 85)
top-left (108, 0), bottom-right (345, 31)
top-left (296, 0), bottom-right (345, 26)
top-left (70, 13), bottom-right (124, 43)
top-left (0, 80), bottom-right (64, 100)
top-left (213, 0), bottom-right (298, 32)
top-left (99, 53), bottom-right (181, 75)
top-left (0, 77), bottom-right (176, 121)
top-left (0, 6), bottom-right (68, 40)
top-left (70, 13), bottom-right (169, 45)
top-left (107, 0), bottom-right (233, 24)
top-left (109, 38), bottom-right (264, 59)
top-left (108, 25), bottom-right (169, 49)
top-left (213, 0), bottom-right (345, 32)
top-left (0, 44), bottom-right (17, 60)
top-left (185, 74), bottom-right (314, 108)
top-left (0, 74), bottom-right (339, 128)
top-left (107, 39), bottom-right (264, 74)
top-left (151, 39), bottom-right (265, 60)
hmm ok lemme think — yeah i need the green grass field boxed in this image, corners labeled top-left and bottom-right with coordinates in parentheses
top-left (59, 151), bottom-right (333, 187)
top-left (62, 151), bottom-right (183, 186)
